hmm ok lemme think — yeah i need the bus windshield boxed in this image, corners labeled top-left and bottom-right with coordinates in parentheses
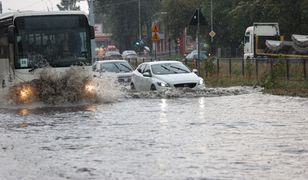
top-left (14, 15), bottom-right (91, 69)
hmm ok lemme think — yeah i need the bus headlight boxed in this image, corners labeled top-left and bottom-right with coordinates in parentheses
top-left (11, 83), bottom-right (36, 104)
top-left (84, 80), bottom-right (96, 96)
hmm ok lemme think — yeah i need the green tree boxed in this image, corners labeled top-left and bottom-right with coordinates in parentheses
top-left (95, 0), bottom-right (160, 52)
top-left (161, 0), bottom-right (205, 39)
top-left (57, 0), bottom-right (80, 10)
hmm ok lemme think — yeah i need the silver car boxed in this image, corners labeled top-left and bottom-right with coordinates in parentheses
top-left (93, 60), bottom-right (134, 85)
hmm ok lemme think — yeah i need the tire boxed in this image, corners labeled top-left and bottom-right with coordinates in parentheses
top-left (150, 84), bottom-right (156, 91)
top-left (130, 83), bottom-right (135, 90)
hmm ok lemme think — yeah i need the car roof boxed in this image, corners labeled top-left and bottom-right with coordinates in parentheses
top-left (139, 61), bottom-right (182, 66)
top-left (105, 51), bottom-right (121, 55)
top-left (122, 50), bottom-right (136, 53)
top-left (95, 60), bottom-right (128, 64)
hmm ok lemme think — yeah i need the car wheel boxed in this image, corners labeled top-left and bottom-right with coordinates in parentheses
top-left (130, 83), bottom-right (135, 90)
top-left (150, 84), bottom-right (156, 91)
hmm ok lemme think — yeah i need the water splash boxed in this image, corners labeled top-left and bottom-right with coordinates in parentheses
top-left (125, 86), bottom-right (263, 99)
top-left (2, 66), bottom-right (122, 106)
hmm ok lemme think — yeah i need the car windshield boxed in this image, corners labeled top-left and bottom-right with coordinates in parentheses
top-left (101, 61), bottom-right (133, 73)
top-left (151, 63), bottom-right (190, 75)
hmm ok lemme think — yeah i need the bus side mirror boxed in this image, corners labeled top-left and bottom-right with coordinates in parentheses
top-left (89, 26), bottom-right (95, 39)
top-left (8, 25), bottom-right (15, 44)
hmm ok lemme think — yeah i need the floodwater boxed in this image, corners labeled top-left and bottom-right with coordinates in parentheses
top-left (0, 86), bottom-right (308, 180)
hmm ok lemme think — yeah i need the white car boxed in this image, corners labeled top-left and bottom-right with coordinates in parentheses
top-left (122, 50), bottom-right (138, 60)
top-left (131, 61), bottom-right (205, 91)
top-left (93, 60), bottom-right (134, 85)
top-left (185, 50), bottom-right (208, 61)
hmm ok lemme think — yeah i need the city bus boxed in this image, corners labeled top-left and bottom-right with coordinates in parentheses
top-left (0, 11), bottom-right (95, 103)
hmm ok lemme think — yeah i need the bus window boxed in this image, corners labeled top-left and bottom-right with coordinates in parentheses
top-left (14, 15), bottom-right (91, 69)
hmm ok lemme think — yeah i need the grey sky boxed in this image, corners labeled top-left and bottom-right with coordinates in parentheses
top-left (1, 0), bottom-right (88, 13)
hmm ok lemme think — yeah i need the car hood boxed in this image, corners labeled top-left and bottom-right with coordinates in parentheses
top-left (101, 72), bottom-right (132, 78)
top-left (155, 73), bottom-right (200, 84)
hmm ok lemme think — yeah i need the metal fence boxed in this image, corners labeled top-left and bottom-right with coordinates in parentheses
top-left (126, 57), bottom-right (308, 81)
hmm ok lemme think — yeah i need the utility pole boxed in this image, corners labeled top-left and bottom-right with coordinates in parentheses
top-left (138, 0), bottom-right (141, 40)
top-left (210, 0), bottom-right (213, 43)
top-left (197, 8), bottom-right (201, 73)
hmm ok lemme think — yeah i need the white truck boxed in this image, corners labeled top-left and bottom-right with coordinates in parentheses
top-left (243, 22), bottom-right (308, 60)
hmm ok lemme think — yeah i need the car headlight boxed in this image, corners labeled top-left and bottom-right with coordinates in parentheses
top-left (157, 81), bottom-right (170, 87)
top-left (199, 78), bottom-right (204, 85)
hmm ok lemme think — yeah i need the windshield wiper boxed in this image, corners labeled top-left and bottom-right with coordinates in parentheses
top-left (170, 65), bottom-right (189, 73)
top-left (113, 63), bottom-right (125, 72)
top-left (119, 63), bottom-right (132, 72)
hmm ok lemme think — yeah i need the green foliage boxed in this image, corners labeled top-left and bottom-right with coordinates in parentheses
top-left (95, 0), bottom-right (160, 51)
top-left (261, 59), bottom-right (287, 89)
top-left (161, 0), bottom-right (205, 39)
top-left (204, 57), bottom-right (216, 76)
top-left (57, 0), bottom-right (80, 10)
top-left (245, 58), bottom-right (253, 78)
top-left (95, 0), bottom-right (308, 54)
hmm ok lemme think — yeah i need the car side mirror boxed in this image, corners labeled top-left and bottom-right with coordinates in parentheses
top-left (143, 72), bottom-right (151, 77)
top-left (192, 69), bottom-right (198, 73)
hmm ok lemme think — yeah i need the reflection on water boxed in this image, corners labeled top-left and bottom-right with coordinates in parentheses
top-left (0, 87), bottom-right (308, 179)
top-left (18, 108), bottom-right (30, 116)
top-left (159, 99), bottom-right (168, 126)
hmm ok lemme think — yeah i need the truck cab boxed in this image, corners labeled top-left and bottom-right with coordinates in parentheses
top-left (243, 23), bottom-right (280, 60)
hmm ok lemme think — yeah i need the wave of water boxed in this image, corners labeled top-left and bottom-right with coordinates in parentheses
top-left (0, 66), bottom-right (263, 109)
top-left (0, 67), bottom-right (122, 108)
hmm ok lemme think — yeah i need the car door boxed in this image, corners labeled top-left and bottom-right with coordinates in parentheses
top-left (133, 64), bottom-right (146, 90)
top-left (140, 64), bottom-right (153, 90)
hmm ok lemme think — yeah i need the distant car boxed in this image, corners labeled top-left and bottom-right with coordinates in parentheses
top-left (93, 60), bottom-right (134, 85)
top-left (103, 51), bottom-right (123, 60)
top-left (130, 61), bottom-right (205, 91)
top-left (185, 50), bottom-right (208, 61)
top-left (122, 50), bottom-right (138, 60)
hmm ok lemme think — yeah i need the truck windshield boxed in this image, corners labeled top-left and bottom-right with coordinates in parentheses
top-left (14, 15), bottom-right (91, 69)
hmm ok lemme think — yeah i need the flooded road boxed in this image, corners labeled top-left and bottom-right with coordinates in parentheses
top-left (0, 87), bottom-right (308, 180)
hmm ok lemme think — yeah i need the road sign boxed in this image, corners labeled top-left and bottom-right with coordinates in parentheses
top-left (152, 32), bottom-right (160, 41)
top-left (152, 24), bottom-right (159, 32)
top-left (189, 8), bottom-right (207, 26)
top-left (209, 30), bottom-right (216, 38)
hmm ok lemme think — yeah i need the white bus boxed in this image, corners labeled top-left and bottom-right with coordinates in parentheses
top-left (0, 11), bottom-right (95, 88)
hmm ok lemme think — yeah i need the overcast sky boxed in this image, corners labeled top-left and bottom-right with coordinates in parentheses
top-left (1, 0), bottom-right (88, 13)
